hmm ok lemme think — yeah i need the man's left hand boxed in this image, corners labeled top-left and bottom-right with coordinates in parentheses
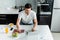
top-left (32, 28), bottom-right (36, 32)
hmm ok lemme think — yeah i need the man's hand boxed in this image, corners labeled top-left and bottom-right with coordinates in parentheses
top-left (17, 28), bottom-right (21, 33)
top-left (32, 28), bottom-right (36, 32)
top-left (13, 29), bottom-right (21, 33)
top-left (32, 19), bottom-right (37, 32)
top-left (16, 18), bottom-right (21, 32)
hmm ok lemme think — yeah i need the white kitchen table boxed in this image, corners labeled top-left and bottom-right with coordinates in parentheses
top-left (0, 25), bottom-right (53, 40)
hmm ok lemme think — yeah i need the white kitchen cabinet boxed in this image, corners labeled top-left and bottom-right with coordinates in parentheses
top-left (54, 0), bottom-right (60, 8)
top-left (51, 9), bottom-right (60, 32)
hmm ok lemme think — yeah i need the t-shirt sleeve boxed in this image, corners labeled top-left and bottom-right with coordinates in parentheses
top-left (33, 12), bottom-right (37, 19)
top-left (18, 13), bottom-right (22, 19)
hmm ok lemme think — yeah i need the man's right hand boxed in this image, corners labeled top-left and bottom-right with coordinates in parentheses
top-left (16, 18), bottom-right (21, 33)
top-left (16, 28), bottom-right (25, 33)
top-left (17, 28), bottom-right (21, 33)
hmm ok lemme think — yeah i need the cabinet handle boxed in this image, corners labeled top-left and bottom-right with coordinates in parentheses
top-left (0, 18), bottom-right (6, 20)
top-left (0, 15), bottom-right (6, 17)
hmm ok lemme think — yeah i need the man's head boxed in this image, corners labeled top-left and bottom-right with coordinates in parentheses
top-left (24, 3), bottom-right (32, 14)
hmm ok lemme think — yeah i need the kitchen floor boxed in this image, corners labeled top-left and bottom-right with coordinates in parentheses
top-left (52, 33), bottom-right (60, 40)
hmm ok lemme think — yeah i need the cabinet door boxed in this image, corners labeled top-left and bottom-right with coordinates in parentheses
top-left (7, 14), bottom-right (18, 24)
top-left (51, 9), bottom-right (60, 32)
top-left (40, 15), bottom-right (51, 25)
top-left (54, 0), bottom-right (60, 8)
top-left (0, 15), bottom-right (7, 24)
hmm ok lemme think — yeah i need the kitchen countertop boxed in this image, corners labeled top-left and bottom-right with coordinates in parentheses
top-left (0, 8), bottom-right (37, 14)
top-left (0, 8), bottom-right (19, 14)
top-left (0, 8), bottom-right (51, 15)
top-left (0, 25), bottom-right (53, 40)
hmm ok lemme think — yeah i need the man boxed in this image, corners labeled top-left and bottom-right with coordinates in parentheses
top-left (16, 3), bottom-right (37, 32)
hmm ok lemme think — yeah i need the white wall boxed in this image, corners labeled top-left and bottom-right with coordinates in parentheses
top-left (15, 0), bottom-right (37, 9)
top-left (0, 0), bottom-right (37, 12)
top-left (15, 0), bottom-right (28, 6)
top-left (0, 0), bottom-right (37, 9)
top-left (0, 0), bottom-right (15, 8)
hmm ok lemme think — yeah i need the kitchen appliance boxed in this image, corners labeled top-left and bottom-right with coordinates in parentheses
top-left (51, 0), bottom-right (60, 32)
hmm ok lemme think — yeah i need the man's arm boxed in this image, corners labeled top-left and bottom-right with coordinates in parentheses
top-left (16, 18), bottom-right (21, 30)
top-left (32, 19), bottom-right (37, 31)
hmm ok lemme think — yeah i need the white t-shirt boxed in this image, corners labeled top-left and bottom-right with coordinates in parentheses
top-left (18, 10), bottom-right (37, 24)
